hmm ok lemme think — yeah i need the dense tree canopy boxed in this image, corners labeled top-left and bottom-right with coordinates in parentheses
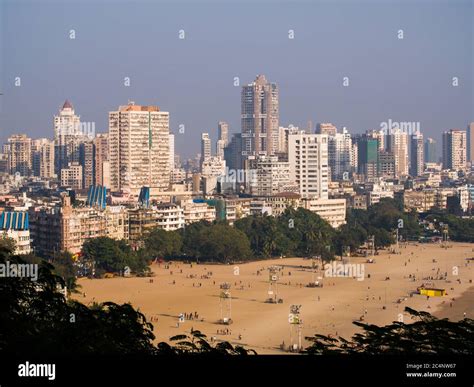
top-left (82, 237), bottom-right (148, 276)
top-left (333, 198), bottom-right (422, 251)
top-left (182, 222), bottom-right (253, 263)
top-left (234, 214), bottom-right (290, 258)
top-left (143, 228), bottom-right (183, 259)
top-left (424, 211), bottom-right (474, 243)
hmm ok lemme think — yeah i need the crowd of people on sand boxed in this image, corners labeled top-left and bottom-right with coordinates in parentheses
top-left (217, 328), bottom-right (232, 336)
top-left (183, 312), bottom-right (200, 320)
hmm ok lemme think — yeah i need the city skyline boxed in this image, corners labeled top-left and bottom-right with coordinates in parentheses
top-left (1, 0), bottom-right (473, 159)
top-left (1, 0), bottom-right (474, 378)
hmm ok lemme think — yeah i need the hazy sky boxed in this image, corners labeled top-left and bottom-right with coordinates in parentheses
top-left (1, 0), bottom-right (473, 159)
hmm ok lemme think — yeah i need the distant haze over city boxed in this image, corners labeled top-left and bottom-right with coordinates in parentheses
top-left (1, 0), bottom-right (473, 158)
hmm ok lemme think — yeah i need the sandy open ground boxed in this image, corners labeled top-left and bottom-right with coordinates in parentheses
top-left (75, 242), bottom-right (474, 354)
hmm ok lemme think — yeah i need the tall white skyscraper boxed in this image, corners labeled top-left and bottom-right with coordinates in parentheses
top-left (216, 139), bottom-right (226, 159)
top-left (288, 133), bottom-right (329, 199)
top-left (201, 133), bottom-right (211, 167)
top-left (241, 75), bottom-right (279, 158)
top-left (328, 127), bottom-right (352, 181)
top-left (169, 133), bottom-right (175, 173)
top-left (218, 121), bottom-right (229, 146)
top-left (442, 129), bottom-right (467, 171)
top-left (351, 141), bottom-right (358, 172)
top-left (7, 134), bottom-right (32, 176)
top-left (109, 102), bottom-right (170, 194)
top-left (31, 138), bottom-right (55, 178)
top-left (216, 121), bottom-right (229, 159)
top-left (54, 100), bottom-right (84, 174)
top-left (387, 130), bottom-right (409, 177)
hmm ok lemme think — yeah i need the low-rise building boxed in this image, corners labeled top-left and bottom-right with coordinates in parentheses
top-left (403, 190), bottom-right (437, 212)
top-left (29, 195), bottom-right (128, 255)
top-left (0, 210), bottom-right (31, 254)
top-left (301, 198), bottom-right (346, 228)
top-left (180, 199), bottom-right (216, 224)
top-left (223, 198), bottom-right (251, 225)
top-left (155, 203), bottom-right (185, 231)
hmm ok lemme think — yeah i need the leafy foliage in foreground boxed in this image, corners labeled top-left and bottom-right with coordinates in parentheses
top-left (304, 307), bottom-right (474, 355)
top-left (157, 330), bottom-right (256, 355)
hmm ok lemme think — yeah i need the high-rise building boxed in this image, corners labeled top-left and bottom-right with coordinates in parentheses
top-left (200, 133), bottom-right (211, 168)
top-left (31, 138), bottom-right (55, 178)
top-left (387, 130), bottom-right (409, 177)
top-left (357, 135), bottom-right (378, 181)
top-left (410, 133), bottom-right (424, 177)
top-left (378, 151), bottom-right (395, 178)
top-left (109, 101), bottom-right (170, 194)
top-left (169, 133), bottom-right (175, 173)
top-left (328, 128), bottom-right (352, 181)
top-left (366, 129), bottom-right (385, 151)
top-left (468, 122), bottom-right (474, 163)
top-left (218, 121), bottom-right (229, 146)
top-left (31, 139), bottom-right (43, 177)
top-left (224, 133), bottom-right (243, 172)
top-left (7, 134), bottom-right (32, 176)
top-left (0, 153), bottom-right (8, 174)
top-left (241, 75), bottom-right (279, 158)
top-left (54, 100), bottom-right (83, 175)
top-left (79, 141), bottom-right (95, 189)
top-left (93, 133), bottom-right (109, 186)
top-left (216, 139), bottom-right (226, 159)
top-left (351, 141), bottom-right (358, 172)
top-left (424, 138), bottom-right (437, 163)
top-left (316, 123), bottom-right (337, 137)
top-left (442, 129), bottom-right (467, 171)
top-left (288, 133), bottom-right (329, 199)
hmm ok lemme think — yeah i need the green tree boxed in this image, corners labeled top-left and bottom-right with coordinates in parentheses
top-left (143, 228), bottom-right (182, 260)
top-left (196, 223), bottom-right (253, 263)
top-left (235, 214), bottom-right (290, 258)
top-left (82, 237), bottom-right (147, 276)
top-left (278, 208), bottom-right (335, 260)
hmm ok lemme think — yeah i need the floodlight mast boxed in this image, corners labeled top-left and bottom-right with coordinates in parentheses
top-left (219, 282), bottom-right (232, 325)
top-left (289, 304), bottom-right (302, 352)
top-left (267, 266), bottom-right (279, 303)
